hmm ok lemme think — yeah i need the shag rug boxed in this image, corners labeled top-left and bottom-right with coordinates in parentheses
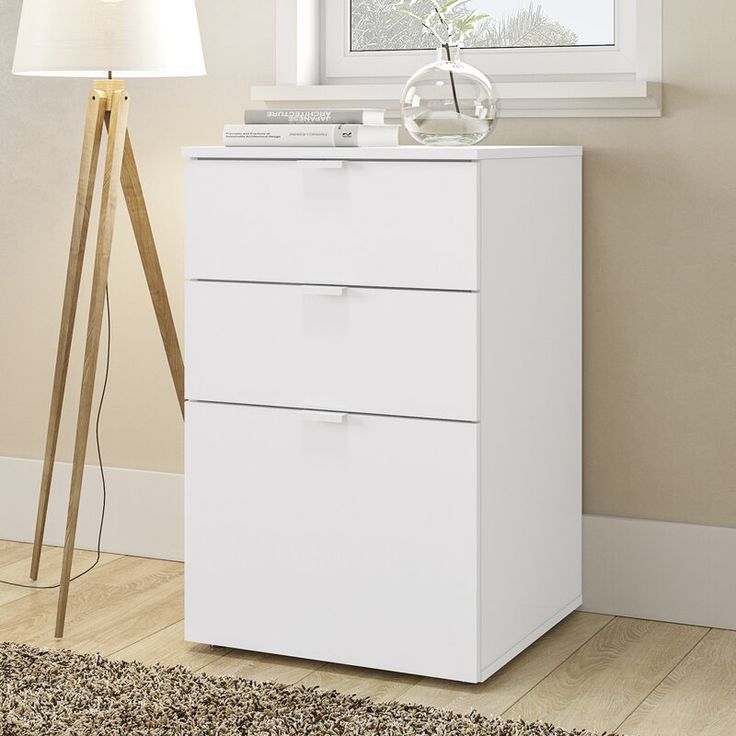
top-left (0, 642), bottom-right (607, 736)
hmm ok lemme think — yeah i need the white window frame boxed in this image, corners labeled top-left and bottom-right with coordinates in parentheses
top-left (255, 0), bottom-right (662, 118)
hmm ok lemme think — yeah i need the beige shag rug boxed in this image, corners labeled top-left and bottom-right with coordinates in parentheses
top-left (0, 642), bottom-right (607, 736)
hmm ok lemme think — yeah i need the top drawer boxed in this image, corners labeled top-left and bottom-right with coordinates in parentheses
top-left (185, 159), bottom-right (478, 291)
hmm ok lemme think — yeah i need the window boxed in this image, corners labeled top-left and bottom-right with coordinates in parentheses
top-left (262, 0), bottom-right (662, 118)
top-left (324, 0), bottom-right (655, 80)
top-left (351, 1), bottom-right (616, 52)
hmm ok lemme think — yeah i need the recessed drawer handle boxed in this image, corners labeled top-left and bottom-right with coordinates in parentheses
top-left (296, 160), bottom-right (344, 170)
top-left (300, 410), bottom-right (347, 424)
top-left (301, 285), bottom-right (346, 297)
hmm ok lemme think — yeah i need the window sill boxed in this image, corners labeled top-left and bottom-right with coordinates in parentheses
top-left (251, 80), bottom-right (661, 119)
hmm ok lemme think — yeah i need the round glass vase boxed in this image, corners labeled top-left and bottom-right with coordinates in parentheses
top-left (401, 44), bottom-right (496, 146)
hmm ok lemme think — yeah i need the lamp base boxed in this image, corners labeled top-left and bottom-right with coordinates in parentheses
top-left (29, 81), bottom-right (184, 638)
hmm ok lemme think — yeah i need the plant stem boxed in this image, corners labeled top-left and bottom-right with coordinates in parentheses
top-left (443, 43), bottom-right (461, 115)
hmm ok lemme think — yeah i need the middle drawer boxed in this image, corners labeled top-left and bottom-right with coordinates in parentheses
top-left (186, 281), bottom-right (478, 421)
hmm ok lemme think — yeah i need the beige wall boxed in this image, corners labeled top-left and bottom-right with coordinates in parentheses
top-left (0, 1), bottom-right (275, 475)
top-left (1, 1), bottom-right (734, 528)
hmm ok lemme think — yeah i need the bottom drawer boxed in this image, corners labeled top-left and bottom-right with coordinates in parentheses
top-left (185, 401), bottom-right (479, 681)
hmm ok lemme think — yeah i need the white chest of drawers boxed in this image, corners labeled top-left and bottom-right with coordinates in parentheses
top-left (183, 145), bottom-right (582, 684)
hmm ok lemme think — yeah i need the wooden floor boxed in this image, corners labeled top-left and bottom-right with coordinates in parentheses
top-left (1, 540), bottom-right (734, 736)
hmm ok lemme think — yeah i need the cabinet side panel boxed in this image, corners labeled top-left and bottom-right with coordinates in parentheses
top-left (479, 156), bottom-right (582, 672)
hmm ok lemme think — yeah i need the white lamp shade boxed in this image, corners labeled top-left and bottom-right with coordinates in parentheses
top-left (13, 0), bottom-right (206, 78)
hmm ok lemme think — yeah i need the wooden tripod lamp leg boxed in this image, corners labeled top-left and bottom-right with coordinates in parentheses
top-left (120, 132), bottom-right (185, 416)
top-left (55, 88), bottom-right (129, 638)
top-left (30, 91), bottom-right (106, 581)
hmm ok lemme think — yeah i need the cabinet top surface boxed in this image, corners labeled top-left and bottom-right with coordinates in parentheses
top-left (182, 145), bottom-right (582, 161)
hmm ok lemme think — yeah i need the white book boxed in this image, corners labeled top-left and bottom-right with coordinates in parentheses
top-left (223, 124), bottom-right (399, 148)
top-left (244, 109), bottom-right (386, 125)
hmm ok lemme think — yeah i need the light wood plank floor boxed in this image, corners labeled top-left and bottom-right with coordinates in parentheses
top-left (1, 541), bottom-right (733, 736)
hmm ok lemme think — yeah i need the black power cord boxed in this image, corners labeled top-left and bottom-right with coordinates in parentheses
top-left (0, 287), bottom-right (111, 590)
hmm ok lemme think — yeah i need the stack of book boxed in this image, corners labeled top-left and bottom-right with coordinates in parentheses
top-left (223, 109), bottom-right (399, 148)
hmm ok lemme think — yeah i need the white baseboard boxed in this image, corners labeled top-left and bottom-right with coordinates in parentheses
top-left (582, 514), bottom-right (736, 630)
top-left (1, 456), bottom-right (734, 630)
top-left (0, 456), bottom-right (183, 562)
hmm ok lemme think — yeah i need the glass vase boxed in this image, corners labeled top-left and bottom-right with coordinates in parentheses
top-left (401, 44), bottom-right (496, 146)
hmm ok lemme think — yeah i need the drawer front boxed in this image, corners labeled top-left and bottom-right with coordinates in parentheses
top-left (185, 401), bottom-right (479, 681)
top-left (186, 281), bottom-right (478, 421)
top-left (185, 159), bottom-right (478, 290)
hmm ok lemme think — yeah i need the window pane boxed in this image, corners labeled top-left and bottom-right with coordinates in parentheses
top-left (351, 1), bottom-right (615, 52)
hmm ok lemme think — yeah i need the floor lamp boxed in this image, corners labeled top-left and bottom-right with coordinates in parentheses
top-left (13, 0), bottom-right (206, 637)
